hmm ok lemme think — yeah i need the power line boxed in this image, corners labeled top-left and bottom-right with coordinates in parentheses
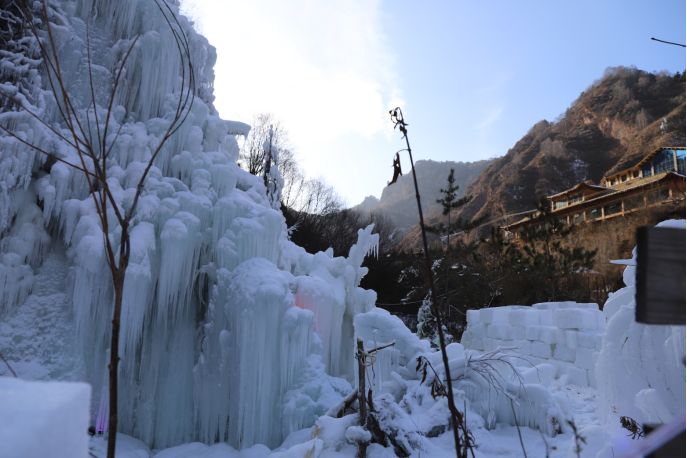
top-left (651, 37), bottom-right (686, 48)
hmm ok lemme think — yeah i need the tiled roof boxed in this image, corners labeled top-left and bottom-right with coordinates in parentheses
top-left (547, 182), bottom-right (611, 200)
top-left (608, 171), bottom-right (681, 192)
top-left (504, 172), bottom-right (685, 230)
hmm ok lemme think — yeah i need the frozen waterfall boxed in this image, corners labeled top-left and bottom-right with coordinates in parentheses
top-left (0, 0), bottom-right (379, 449)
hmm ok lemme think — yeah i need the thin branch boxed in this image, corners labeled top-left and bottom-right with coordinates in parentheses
top-left (366, 342), bottom-right (395, 354)
top-left (85, 20), bottom-right (103, 156)
top-left (20, 5), bottom-right (77, 142)
top-left (0, 92), bottom-right (87, 151)
top-left (127, 1), bottom-right (195, 221)
top-left (40, 0), bottom-right (92, 152)
top-left (0, 123), bottom-right (91, 176)
top-left (0, 351), bottom-right (17, 377)
top-left (102, 35), bottom-right (139, 159)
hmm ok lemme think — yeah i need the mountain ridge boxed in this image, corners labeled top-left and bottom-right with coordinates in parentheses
top-left (351, 158), bottom-right (493, 231)
top-left (455, 67), bottom-right (685, 231)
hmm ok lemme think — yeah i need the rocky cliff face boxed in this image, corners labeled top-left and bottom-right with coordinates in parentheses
top-left (353, 158), bottom-right (492, 230)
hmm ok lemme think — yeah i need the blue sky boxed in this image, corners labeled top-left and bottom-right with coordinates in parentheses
top-left (183, 0), bottom-right (685, 206)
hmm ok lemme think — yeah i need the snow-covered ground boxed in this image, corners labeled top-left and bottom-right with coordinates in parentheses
top-left (0, 0), bottom-right (683, 456)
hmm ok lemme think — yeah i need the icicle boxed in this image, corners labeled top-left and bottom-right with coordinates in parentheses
top-left (0, 253), bottom-right (33, 315)
top-left (119, 222), bottom-right (156, 356)
top-left (295, 275), bottom-right (345, 376)
top-left (157, 211), bottom-right (201, 326)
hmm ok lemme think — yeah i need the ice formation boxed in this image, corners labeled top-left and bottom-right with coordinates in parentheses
top-left (0, 377), bottom-right (91, 458)
top-left (596, 219), bottom-right (686, 428)
top-left (354, 309), bottom-right (568, 438)
top-left (461, 302), bottom-right (604, 387)
top-left (0, 0), bottom-right (378, 450)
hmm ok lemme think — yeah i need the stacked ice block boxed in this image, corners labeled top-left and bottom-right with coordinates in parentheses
top-left (461, 302), bottom-right (604, 387)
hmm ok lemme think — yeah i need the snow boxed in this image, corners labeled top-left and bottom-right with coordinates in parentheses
top-left (345, 425), bottom-right (372, 444)
top-left (0, 377), bottom-right (91, 458)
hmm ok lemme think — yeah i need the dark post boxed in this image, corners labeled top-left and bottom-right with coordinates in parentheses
top-left (356, 337), bottom-right (367, 458)
top-left (636, 226), bottom-right (686, 324)
top-left (636, 226), bottom-right (686, 456)
top-left (263, 125), bottom-right (274, 193)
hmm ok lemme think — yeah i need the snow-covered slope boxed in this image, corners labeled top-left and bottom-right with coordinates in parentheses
top-left (0, 0), bottom-right (378, 450)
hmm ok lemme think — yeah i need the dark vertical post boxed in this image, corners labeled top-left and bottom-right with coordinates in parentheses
top-left (389, 108), bottom-right (462, 457)
top-left (263, 125), bottom-right (274, 192)
top-left (636, 226), bottom-right (686, 324)
top-left (356, 337), bottom-right (367, 458)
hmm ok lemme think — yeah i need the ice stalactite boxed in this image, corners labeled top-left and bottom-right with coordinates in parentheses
top-left (193, 223), bottom-right (380, 449)
top-left (0, 251), bottom-right (34, 314)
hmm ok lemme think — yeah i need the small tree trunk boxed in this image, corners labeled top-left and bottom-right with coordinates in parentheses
top-left (445, 210), bottom-right (451, 318)
top-left (356, 337), bottom-right (367, 458)
top-left (107, 269), bottom-right (125, 458)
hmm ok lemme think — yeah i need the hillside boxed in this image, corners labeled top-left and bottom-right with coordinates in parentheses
top-left (455, 67), bottom-right (686, 231)
top-left (352, 158), bottom-right (492, 232)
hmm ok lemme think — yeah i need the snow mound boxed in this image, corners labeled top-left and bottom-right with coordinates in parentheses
top-left (0, 377), bottom-right (91, 458)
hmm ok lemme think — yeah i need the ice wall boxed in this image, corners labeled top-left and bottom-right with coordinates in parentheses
top-left (461, 303), bottom-right (604, 387)
top-left (596, 220), bottom-right (686, 427)
top-left (0, 0), bottom-right (378, 450)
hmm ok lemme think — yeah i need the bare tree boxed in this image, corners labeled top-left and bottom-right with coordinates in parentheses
top-left (301, 178), bottom-right (342, 215)
top-left (239, 113), bottom-right (287, 176)
top-left (279, 147), bottom-right (307, 209)
top-left (0, 2), bottom-right (195, 457)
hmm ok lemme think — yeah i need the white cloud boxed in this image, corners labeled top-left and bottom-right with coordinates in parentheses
top-left (183, 0), bottom-right (403, 177)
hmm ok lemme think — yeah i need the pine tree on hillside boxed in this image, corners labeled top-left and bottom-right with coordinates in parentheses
top-left (519, 196), bottom-right (597, 301)
top-left (417, 169), bottom-right (472, 342)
